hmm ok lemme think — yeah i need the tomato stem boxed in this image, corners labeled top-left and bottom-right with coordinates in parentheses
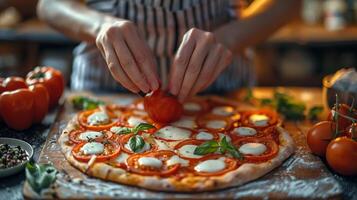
top-left (334, 94), bottom-right (339, 138)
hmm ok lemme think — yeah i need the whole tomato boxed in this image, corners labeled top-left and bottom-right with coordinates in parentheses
top-left (326, 137), bottom-right (357, 176)
top-left (144, 90), bottom-right (183, 123)
top-left (307, 121), bottom-right (336, 157)
top-left (0, 77), bottom-right (27, 93)
top-left (26, 66), bottom-right (64, 109)
top-left (0, 89), bottom-right (35, 130)
top-left (29, 84), bottom-right (49, 123)
top-left (328, 104), bottom-right (356, 131)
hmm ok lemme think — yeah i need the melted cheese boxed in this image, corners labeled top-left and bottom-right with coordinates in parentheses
top-left (195, 131), bottom-right (214, 140)
top-left (114, 153), bottom-right (129, 164)
top-left (178, 144), bottom-right (203, 159)
top-left (138, 157), bottom-right (162, 168)
top-left (194, 158), bottom-right (226, 173)
top-left (233, 127), bottom-right (257, 136)
top-left (211, 106), bottom-right (234, 116)
top-left (87, 112), bottom-right (109, 125)
top-left (166, 155), bottom-right (189, 167)
top-left (80, 142), bottom-right (104, 155)
top-left (239, 143), bottom-right (267, 155)
top-left (183, 102), bottom-right (201, 112)
top-left (154, 139), bottom-right (170, 150)
top-left (205, 120), bottom-right (227, 129)
top-left (124, 142), bottom-right (151, 153)
top-left (171, 117), bottom-right (196, 129)
top-left (110, 126), bottom-right (128, 134)
top-left (218, 133), bottom-right (232, 142)
top-left (249, 114), bottom-right (269, 127)
top-left (155, 126), bottom-right (191, 140)
top-left (127, 116), bottom-right (147, 127)
top-left (78, 131), bottom-right (103, 141)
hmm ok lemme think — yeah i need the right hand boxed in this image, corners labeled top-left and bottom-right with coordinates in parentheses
top-left (96, 19), bottom-right (159, 93)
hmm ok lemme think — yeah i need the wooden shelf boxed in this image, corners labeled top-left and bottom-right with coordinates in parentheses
top-left (267, 24), bottom-right (357, 44)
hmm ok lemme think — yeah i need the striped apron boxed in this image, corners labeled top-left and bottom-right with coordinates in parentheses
top-left (71, 0), bottom-right (255, 93)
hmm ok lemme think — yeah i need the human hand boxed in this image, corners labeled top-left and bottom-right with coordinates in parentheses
top-left (96, 19), bottom-right (159, 93)
top-left (169, 28), bottom-right (233, 101)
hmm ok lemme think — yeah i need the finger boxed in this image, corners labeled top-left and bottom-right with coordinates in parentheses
top-left (169, 31), bottom-right (196, 95)
top-left (112, 36), bottom-right (150, 93)
top-left (102, 43), bottom-right (140, 93)
top-left (189, 44), bottom-right (222, 96)
top-left (177, 35), bottom-right (214, 102)
top-left (124, 29), bottom-right (160, 91)
top-left (201, 49), bottom-right (233, 91)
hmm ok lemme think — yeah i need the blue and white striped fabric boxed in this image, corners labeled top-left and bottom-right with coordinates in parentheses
top-left (71, 0), bottom-right (255, 93)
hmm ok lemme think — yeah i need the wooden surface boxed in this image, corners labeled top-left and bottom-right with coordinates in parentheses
top-left (20, 88), bottom-right (356, 199)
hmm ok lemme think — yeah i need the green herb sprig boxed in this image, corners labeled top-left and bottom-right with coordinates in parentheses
top-left (194, 136), bottom-right (243, 160)
top-left (72, 96), bottom-right (105, 110)
top-left (26, 161), bottom-right (58, 194)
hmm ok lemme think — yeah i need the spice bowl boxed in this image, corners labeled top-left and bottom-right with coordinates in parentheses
top-left (0, 138), bottom-right (33, 178)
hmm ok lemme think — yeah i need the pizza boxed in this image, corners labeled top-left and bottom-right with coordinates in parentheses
top-left (58, 95), bottom-right (295, 192)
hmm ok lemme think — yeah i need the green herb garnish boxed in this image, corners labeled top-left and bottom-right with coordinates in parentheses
top-left (72, 96), bottom-right (105, 110)
top-left (25, 161), bottom-right (58, 194)
top-left (113, 123), bottom-right (155, 135)
top-left (129, 135), bottom-right (145, 152)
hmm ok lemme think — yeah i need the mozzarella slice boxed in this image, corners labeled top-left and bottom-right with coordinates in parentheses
top-left (183, 102), bottom-right (201, 112)
top-left (233, 127), bottom-right (257, 136)
top-left (87, 112), bottom-right (109, 125)
top-left (155, 126), bottom-right (191, 140)
top-left (171, 117), bottom-right (196, 129)
top-left (110, 126), bottom-right (129, 134)
top-left (218, 133), bottom-right (231, 142)
top-left (249, 114), bottom-right (269, 127)
top-left (166, 155), bottom-right (189, 167)
top-left (194, 158), bottom-right (226, 173)
top-left (178, 144), bottom-right (203, 159)
top-left (78, 131), bottom-right (103, 141)
top-left (114, 153), bottom-right (129, 164)
top-left (195, 131), bottom-right (214, 140)
top-left (138, 157), bottom-right (162, 168)
top-left (239, 143), bottom-right (267, 155)
top-left (205, 120), bottom-right (227, 129)
top-left (212, 106), bottom-right (234, 116)
top-left (80, 142), bottom-right (104, 155)
top-left (154, 139), bottom-right (170, 150)
top-left (127, 116), bottom-right (147, 127)
top-left (124, 142), bottom-right (151, 153)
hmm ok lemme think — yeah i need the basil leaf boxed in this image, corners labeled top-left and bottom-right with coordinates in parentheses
top-left (220, 136), bottom-right (243, 160)
top-left (194, 141), bottom-right (219, 155)
top-left (25, 161), bottom-right (58, 194)
top-left (226, 147), bottom-right (244, 160)
top-left (112, 127), bottom-right (133, 135)
top-left (129, 135), bottom-right (145, 152)
top-left (134, 123), bottom-right (155, 134)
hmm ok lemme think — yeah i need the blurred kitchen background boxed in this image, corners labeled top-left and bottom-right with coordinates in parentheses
top-left (0, 0), bottom-right (356, 87)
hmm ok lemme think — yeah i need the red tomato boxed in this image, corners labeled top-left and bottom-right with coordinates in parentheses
top-left (307, 121), bottom-right (336, 157)
top-left (1, 77), bottom-right (27, 92)
top-left (191, 155), bottom-right (238, 176)
top-left (72, 140), bottom-right (120, 162)
top-left (26, 66), bottom-right (65, 109)
top-left (78, 108), bottom-right (118, 131)
top-left (0, 77), bottom-right (5, 94)
top-left (233, 137), bottom-right (279, 162)
top-left (29, 84), bottom-right (49, 123)
top-left (69, 129), bottom-right (113, 144)
top-left (346, 123), bottom-right (357, 139)
top-left (0, 89), bottom-right (35, 130)
top-left (126, 150), bottom-right (180, 176)
top-left (328, 104), bottom-right (357, 131)
top-left (144, 90), bottom-right (183, 123)
top-left (326, 137), bottom-right (357, 176)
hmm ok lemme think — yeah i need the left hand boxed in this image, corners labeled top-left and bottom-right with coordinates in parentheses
top-left (169, 28), bottom-right (233, 102)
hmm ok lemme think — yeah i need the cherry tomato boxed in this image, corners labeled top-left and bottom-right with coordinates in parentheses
top-left (78, 108), bottom-right (118, 131)
top-left (126, 150), bottom-right (180, 176)
top-left (29, 84), bottom-right (49, 123)
top-left (328, 104), bottom-right (357, 131)
top-left (72, 140), bottom-right (120, 162)
top-left (1, 77), bottom-right (27, 93)
top-left (191, 155), bottom-right (238, 176)
top-left (307, 121), bottom-right (336, 157)
top-left (26, 66), bottom-right (65, 109)
top-left (326, 137), bottom-right (357, 176)
top-left (233, 137), bottom-right (279, 162)
top-left (144, 90), bottom-right (183, 123)
top-left (346, 123), bottom-right (357, 139)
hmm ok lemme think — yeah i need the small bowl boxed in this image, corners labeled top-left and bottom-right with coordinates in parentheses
top-left (322, 74), bottom-right (357, 110)
top-left (0, 138), bottom-right (33, 178)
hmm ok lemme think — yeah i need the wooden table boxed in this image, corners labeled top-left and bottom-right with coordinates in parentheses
top-left (0, 87), bottom-right (356, 199)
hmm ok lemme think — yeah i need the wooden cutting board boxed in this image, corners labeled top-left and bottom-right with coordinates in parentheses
top-left (23, 92), bottom-right (342, 199)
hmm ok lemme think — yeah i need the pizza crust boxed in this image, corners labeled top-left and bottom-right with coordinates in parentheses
top-left (59, 114), bottom-right (295, 192)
